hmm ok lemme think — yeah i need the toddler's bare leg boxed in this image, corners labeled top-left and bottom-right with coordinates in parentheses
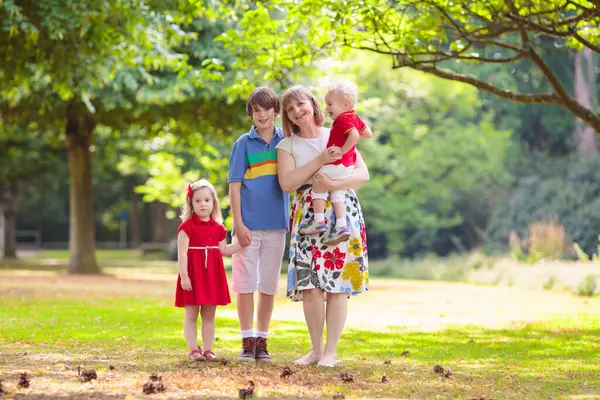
top-left (332, 201), bottom-right (346, 227)
top-left (312, 198), bottom-right (326, 215)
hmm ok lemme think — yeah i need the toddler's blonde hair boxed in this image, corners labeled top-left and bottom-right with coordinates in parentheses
top-left (327, 79), bottom-right (359, 106)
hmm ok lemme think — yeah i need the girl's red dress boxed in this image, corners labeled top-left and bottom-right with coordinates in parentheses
top-left (175, 215), bottom-right (231, 307)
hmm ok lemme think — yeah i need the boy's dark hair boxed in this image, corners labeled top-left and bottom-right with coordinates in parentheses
top-left (246, 87), bottom-right (280, 116)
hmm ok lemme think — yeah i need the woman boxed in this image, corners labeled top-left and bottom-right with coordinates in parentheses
top-left (275, 85), bottom-right (369, 367)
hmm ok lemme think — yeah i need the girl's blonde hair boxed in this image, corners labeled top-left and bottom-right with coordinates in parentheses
top-left (180, 179), bottom-right (223, 223)
top-left (281, 85), bottom-right (325, 137)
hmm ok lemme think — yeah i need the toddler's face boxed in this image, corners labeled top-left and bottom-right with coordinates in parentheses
top-left (192, 187), bottom-right (214, 220)
top-left (250, 104), bottom-right (276, 131)
top-left (325, 91), bottom-right (351, 120)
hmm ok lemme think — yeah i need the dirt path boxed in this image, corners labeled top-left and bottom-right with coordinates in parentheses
top-left (2, 273), bottom-right (598, 331)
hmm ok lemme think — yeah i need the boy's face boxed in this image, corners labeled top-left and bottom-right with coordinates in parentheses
top-left (325, 91), bottom-right (351, 120)
top-left (250, 104), bottom-right (276, 131)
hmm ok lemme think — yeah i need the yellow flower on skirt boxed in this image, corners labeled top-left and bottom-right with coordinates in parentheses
top-left (293, 207), bottom-right (303, 226)
top-left (348, 237), bottom-right (362, 256)
top-left (341, 261), bottom-right (363, 292)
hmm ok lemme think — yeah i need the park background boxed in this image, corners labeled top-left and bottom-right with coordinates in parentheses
top-left (1, 1), bottom-right (600, 398)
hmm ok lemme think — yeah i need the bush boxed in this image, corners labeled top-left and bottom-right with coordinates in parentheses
top-left (527, 216), bottom-right (570, 260)
top-left (486, 154), bottom-right (600, 258)
top-left (577, 274), bottom-right (598, 297)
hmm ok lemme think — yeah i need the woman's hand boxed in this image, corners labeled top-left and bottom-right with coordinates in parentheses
top-left (319, 146), bottom-right (342, 165)
top-left (313, 171), bottom-right (336, 192)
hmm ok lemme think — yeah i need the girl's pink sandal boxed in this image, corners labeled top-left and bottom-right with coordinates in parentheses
top-left (203, 349), bottom-right (218, 361)
top-left (189, 349), bottom-right (206, 361)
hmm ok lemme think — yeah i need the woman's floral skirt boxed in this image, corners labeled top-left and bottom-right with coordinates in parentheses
top-left (286, 187), bottom-right (369, 301)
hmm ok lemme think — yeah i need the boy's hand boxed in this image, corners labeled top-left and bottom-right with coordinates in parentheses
top-left (236, 224), bottom-right (252, 247)
top-left (180, 275), bottom-right (192, 291)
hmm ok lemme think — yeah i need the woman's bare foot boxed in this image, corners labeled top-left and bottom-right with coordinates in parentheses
top-left (293, 350), bottom-right (322, 365)
top-left (316, 353), bottom-right (337, 367)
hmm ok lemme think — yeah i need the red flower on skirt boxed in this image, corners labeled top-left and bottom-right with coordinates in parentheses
top-left (361, 225), bottom-right (368, 252)
top-left (312, 246), bottom-right (322, 261)
top-left (289, 205), bottom-right (296, 228)
top-left (323, 248), bottom-right (346, 270)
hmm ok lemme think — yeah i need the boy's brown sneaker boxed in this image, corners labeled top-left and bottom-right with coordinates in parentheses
top-left (237, 337), bottom-right (256, 362)
top-left (255, 337), bottom-right (273, 363)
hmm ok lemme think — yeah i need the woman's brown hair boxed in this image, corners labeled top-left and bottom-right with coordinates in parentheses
top-left (281, 85), bottom-right (325, 137)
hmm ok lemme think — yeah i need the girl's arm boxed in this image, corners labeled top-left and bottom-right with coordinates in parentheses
top-left (219, 237), bottom-right (243, 257)
top-left (177, 231), bottom-right (193, 291)
top-left (313, 151), bottom-right (370, 192)
top-left (277, 147), bottom-right (342, 193)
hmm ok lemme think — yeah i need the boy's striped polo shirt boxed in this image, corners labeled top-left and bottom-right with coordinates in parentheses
top-left (228, 126), bottom-right (289, 232)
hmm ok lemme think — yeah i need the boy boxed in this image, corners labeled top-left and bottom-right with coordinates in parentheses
top-left (299, 80), bottom-right (373, 245)
top-left (228, 87), bottom-right (289, 362)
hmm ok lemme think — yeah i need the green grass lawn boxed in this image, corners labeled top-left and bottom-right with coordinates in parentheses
top-left (1, 254), bottom-right (599, 399)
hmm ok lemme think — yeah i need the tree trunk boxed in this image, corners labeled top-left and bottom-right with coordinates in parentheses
top-left (574, 48), bottom-right (598, 154)
top-left (149, 201), bottom-right (167, 242)
top-left (66, 102), bottom-right (100, 274)
top-left (1, 180), bottom-right (22, 259)
top-left (130, 178), bottom-right (141, 248)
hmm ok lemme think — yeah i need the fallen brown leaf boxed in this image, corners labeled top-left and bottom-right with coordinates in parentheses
top-left (108, 365), bottom-right (115, 371)
top-left (17, 372), bottom-right (30, 389)
top-left (280, 366), bottom-right (293, 379)
top-left (340, 373), bottom-right (354, 383)
top-left (143, 381), bottom-right (166, 395)
top-left (383, 359), bottom-right (392, 364)
top-left (333, 392), bottom-right (345, 399)
top-left (220, 358), bottom-right (230, 366)
top-left (238, 380), bottom-right (255, 399)
top-left (381, 374), bottom-right (389, 383)
top-left (433, 365), bottom-right (453, 379)
top-left (401, 350), bottom-right (410, 357)
top-left (78, 366), bottom-right (97, 383)
top-left (142, 375), bottom-right (166, 395)
top-left (0, 379), bottom-right (4, 395)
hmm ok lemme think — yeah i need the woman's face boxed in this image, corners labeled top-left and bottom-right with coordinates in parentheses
top-left (285, 95), bottom-right (314, 129)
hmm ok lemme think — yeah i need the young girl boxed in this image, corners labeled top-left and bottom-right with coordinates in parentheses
top-left (175, 179), bottom-right (243, 361)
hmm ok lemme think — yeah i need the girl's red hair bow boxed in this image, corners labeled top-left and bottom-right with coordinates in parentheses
top-left (187, 184), bottom-right (194, 199)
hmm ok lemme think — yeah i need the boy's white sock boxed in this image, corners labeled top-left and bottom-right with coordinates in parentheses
top-left (241, 329), bottom-right (255, 338)
top-left (335, 218), bottom-right (346, 228)
top-left (256, 330), bottom-right (268, 338)
top-left (314, 213), bottom-right (325, 223)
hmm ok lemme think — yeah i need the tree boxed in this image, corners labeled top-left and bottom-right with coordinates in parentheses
top-left (1, 1), bottom-right (239, 273)
top-left (223, 0), bottom-right (600, 135)
top-left (0, 119), bottom-right (64, 259)
top-left (353, 58), bottom-right (512, 255)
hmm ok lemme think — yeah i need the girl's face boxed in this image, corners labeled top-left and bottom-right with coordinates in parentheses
top-left (192, 187), bottom-right (214, 220)
top-left (251, 104), bottom-right (276, 131)
top-left (285, 95), bottom-right (314, 129)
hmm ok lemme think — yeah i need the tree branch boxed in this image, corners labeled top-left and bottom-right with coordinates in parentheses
top-left (403, 63), bottom-right (561, 105)
top-left (573, 32), bottom-right (600, 54)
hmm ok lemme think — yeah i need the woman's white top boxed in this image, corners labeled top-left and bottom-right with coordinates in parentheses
top-left (275, 130), bottom-right (329, 167)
